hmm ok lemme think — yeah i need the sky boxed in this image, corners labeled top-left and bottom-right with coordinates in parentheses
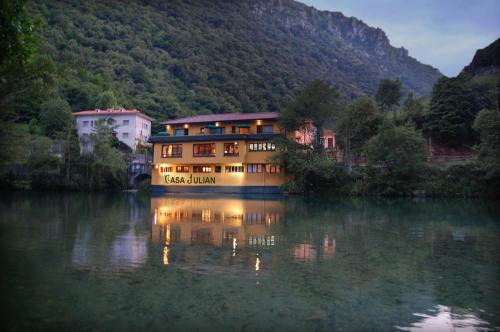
top-left (299, 0), bottom-right (500, 77)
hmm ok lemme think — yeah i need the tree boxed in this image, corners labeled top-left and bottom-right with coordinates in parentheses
top-left (0, 0), bottom-right (40, 70)
top-left (279, 79), bottom-right (340, 152)
top-left (375, 78), bottom-right (402, 111)
top-left (363, 124), bottom-right (427, 194)
top-left (422, 77), bottom-right (477, 146)
top-left (401, 92), bottom-right (425, 128)
top-left (472, 109), bottom-right (500, 181)
top-left (335, 96), bottom-right (382, 166)
top-left (94, 89), bottom-right (119, 109)
top-left (88, 119), bottom-right (127, 189)
top-left (39, 97), bottom-right (73, 138)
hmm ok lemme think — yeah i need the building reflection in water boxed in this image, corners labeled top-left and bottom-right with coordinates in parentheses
top-left (71, 195), bottom-right (150, 271)
top-left (151, 197), bottom-right (285, 269)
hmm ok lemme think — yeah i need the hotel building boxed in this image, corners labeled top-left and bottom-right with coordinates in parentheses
top-left (149, 112), bottom-right (285, 194)
top-left (74, 108), bottom-right (154, 152)
top-left (149, 112), bottom-right (336, 194)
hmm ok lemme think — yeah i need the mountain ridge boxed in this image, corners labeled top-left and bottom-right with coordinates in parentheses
top-left (29, 0), bottom-right (441, 120)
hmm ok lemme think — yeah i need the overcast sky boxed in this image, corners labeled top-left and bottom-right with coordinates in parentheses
top-left (299, 0), bottom-right (500, 77)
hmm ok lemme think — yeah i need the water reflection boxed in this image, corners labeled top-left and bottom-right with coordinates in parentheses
top-left (151, 197), bottom-right (286, 273)
top-left (70, 194), bottom-right (150, 271)
top-left (1, 193), bottom-right (499, 331)
top-left (396, 305), bottom-right (491, 331)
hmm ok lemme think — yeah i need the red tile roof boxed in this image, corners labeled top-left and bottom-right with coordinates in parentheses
top-left (74, 108), bottom-right (154, 121)
top-left (162, 112), bottom-right (279, 125)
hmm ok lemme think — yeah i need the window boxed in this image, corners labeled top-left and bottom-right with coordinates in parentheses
top-left (193, 143), bottom-right (215, 157)
top-left (160, 166), bottom-right (173, 173)
top-left (174, 128), bottom-right (188, 136)
top-left (91, 120), bottom-right (94, 126)
top-left (327, 137), bottom-right (334, 149)
top-left (224, 142), bottom-right (239, 156)
top-left (123, 119), bottom-right (129, 126)
top-left (225, 165), bottom-right (244, 173)
top-left (176, 166), bottom-right (190, 173)
top-left (193, 165), bottom-right (212, 173)
top-left (266, 164), bottom-right (281, 173)
top-left (257, 125), bottom-right (273, 133)
top-left (161, 144), bottom-right (182, 158)
top-left (248, 142), bottom-right (276, 151)
top-left (247, 164), bottom-right (264, 173)
top-left (215, 165), bottom-right (221, 173)
top-left (210, 127), bottom-right (225, 134)
top-left (83, 121), bottom-right (89, 127)
top-left (142, 123), bottom-right (148, 129)
top-left (238, 127), bottom-right (249, 134)
top-left (122, 132), bottom-right (129, 138)
top-left (231, 126), bottom-right (236, 133)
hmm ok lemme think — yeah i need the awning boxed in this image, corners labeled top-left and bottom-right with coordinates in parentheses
top-left (237, 124), bottom-right (250, 128)
top-left (206, 124), bottom-right (218, 129)
top-left (157, 131), bottom-right (169, 136)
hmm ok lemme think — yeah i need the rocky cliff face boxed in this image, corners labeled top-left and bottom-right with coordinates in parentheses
top-left (461, 38), bottom-right (500, 76)
top-left (30, 0), bottom-right (442, 118)
top-left (245, 0), bottom-right (440, 96)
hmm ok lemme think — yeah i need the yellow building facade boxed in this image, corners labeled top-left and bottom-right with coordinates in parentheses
top-left (149, 112), bottom-right (286, 194)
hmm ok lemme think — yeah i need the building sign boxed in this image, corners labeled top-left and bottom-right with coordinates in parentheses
top-left (164, 174), bottom-right (215, 185)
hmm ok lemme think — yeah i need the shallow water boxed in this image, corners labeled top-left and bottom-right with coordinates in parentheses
top-left (0, 192), bottom-right (499, 331)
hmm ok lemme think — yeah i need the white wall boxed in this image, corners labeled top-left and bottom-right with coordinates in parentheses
top-left (76, 113), bottom-right (151, 151)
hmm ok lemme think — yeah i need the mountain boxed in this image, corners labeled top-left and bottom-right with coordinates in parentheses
top-left (461, 37), bottom-right (500, 76)
top-left (29, 0), bottom-right (441, 120)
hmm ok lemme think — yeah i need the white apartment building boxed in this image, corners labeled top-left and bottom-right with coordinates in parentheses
top-left (74, 108), bottom-right (154, 152)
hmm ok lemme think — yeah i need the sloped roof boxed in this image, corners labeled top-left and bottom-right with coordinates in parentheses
top-left (162, 112), bottom-right (279, 125)
top-left (74, 108), bottom-right (154, 121)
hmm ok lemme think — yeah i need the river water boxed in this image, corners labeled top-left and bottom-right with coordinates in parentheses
top-left (1, 192), bottom-right (499, 331)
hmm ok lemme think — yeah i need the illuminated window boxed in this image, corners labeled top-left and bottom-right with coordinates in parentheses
top-left (159, 166), bottom-right (173, 173)
top-left (238, 127), bottom-right (249, 134)
top-left (248, 142), bottom-right (276, 151)
top-left (266, 164), bottom-right (281, 173)
top-left (193, 165), bottom-right (212, 173)
top-left (225, 165), bottom-right (244, 173)
top-left (176, 165), bottom-right (190, 172)
top-left (161, 144), bottom-right (182, 158)
top-left (224, 142), bottom-right (239, 156)
top-left (193, 143), bottom-right (216, 157)
top-left (247, 164), bottom-right (264, 173)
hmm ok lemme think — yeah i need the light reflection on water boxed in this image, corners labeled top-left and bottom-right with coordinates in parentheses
top-left (396, 305), bottom-right (492, 331)
top-left (0, 192), bottom-right (499, 331)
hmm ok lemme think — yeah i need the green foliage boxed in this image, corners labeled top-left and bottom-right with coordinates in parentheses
top-left (375, 78), bottom-right (402, 111)
top-left (0, 0), bottom-right (40, 70)
top-left (364, 124), bottom-right (427, 178)
top-left (401, 92), bottom-right (425, 128)
top-left (88, 121), bottom-right (127, 189)
top-left (423, 76), bottom-right (477, 146)
top-left (473, 109), bottom-right (500, 183)
top-left (279, 80), bottom-right (339, 150)
top-left (335, 96), bottom-right (381, 161)
top-left (275, 137), bottom-right (345, 193)
top-left (94, 89), bottom-right (119, 109)
top-left (39, 97), bottom-right (73, 138)
top-left (26, 0), bottom-right (440, 121)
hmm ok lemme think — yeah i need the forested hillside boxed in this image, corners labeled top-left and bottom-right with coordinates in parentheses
top-left (29, 0), bottom-right (441, 120)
